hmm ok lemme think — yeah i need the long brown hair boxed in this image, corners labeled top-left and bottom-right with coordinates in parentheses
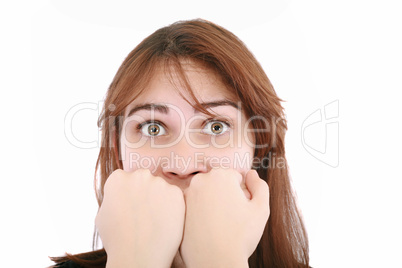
top-left (51, 19), bottom-right (309, 268)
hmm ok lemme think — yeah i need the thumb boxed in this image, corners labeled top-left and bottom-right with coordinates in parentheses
top-left (245, 170), bottom-right (269, 202)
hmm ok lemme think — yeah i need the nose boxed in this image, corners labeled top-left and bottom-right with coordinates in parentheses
top-left (161, 156), bottom-right (208, 189)
top-left (160, 139), bottom-right (209, 189)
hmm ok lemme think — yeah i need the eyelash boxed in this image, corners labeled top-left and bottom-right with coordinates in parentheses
top-left (137, 118), bottom-right (232, 137)
top-left (202, 118), bottom-right (232, 135)
top-left (137, 120), bottom-right (167, 137)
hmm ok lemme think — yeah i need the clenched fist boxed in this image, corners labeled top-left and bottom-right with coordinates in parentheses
top-left (180, 169), bottom-right (270, 268)
top-left (95, 169), bottom-right (185, 268)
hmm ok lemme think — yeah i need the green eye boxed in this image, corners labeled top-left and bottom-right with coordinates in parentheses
top-left (203, 121), bottom-right (229, 135)
top-left (140, 122), bottom-right (166, 136)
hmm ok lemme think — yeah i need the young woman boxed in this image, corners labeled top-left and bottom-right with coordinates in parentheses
top-left (51, 19), bottom-right (309, 268)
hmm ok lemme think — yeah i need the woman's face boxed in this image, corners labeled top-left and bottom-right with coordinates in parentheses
top-left (120, 62), bottom-right (255, 191)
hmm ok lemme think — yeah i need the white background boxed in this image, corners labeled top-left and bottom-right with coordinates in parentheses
top-left (1, 0), bottom-right (401, 267)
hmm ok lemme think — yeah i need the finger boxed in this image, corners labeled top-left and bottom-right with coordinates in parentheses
top-left (245, 170), bottom-right (269, 202)
top-left (241, 184), bottom-right (252, 200)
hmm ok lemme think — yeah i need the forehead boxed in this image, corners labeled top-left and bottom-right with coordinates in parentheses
top-left (124, 61), bottom-right (236, 116)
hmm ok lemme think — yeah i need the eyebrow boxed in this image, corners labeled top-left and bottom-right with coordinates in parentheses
top-left (127, 100), bottom-right (240, 117)
top-left (127, 103), bottom-right (169, 117)
top-left (199, 100), bottom-right (240, 110)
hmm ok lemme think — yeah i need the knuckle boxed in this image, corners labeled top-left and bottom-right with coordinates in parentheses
top-left (189, 173), bottom-right (208, 189)
top-left (104, 171), bottom-right (121, 192)
top-left (190, 173), bottom-right (203, 185)
top-left (110, 168), bottom-right (125, 178)
top-left (153, 175), bottom-right (167, 186)
top-left (129, 169), bottom-right (154, 184)
top-left (220, 168), bottom-right (241, 184)
top-left (134, 168), bottom-right (152, 177)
